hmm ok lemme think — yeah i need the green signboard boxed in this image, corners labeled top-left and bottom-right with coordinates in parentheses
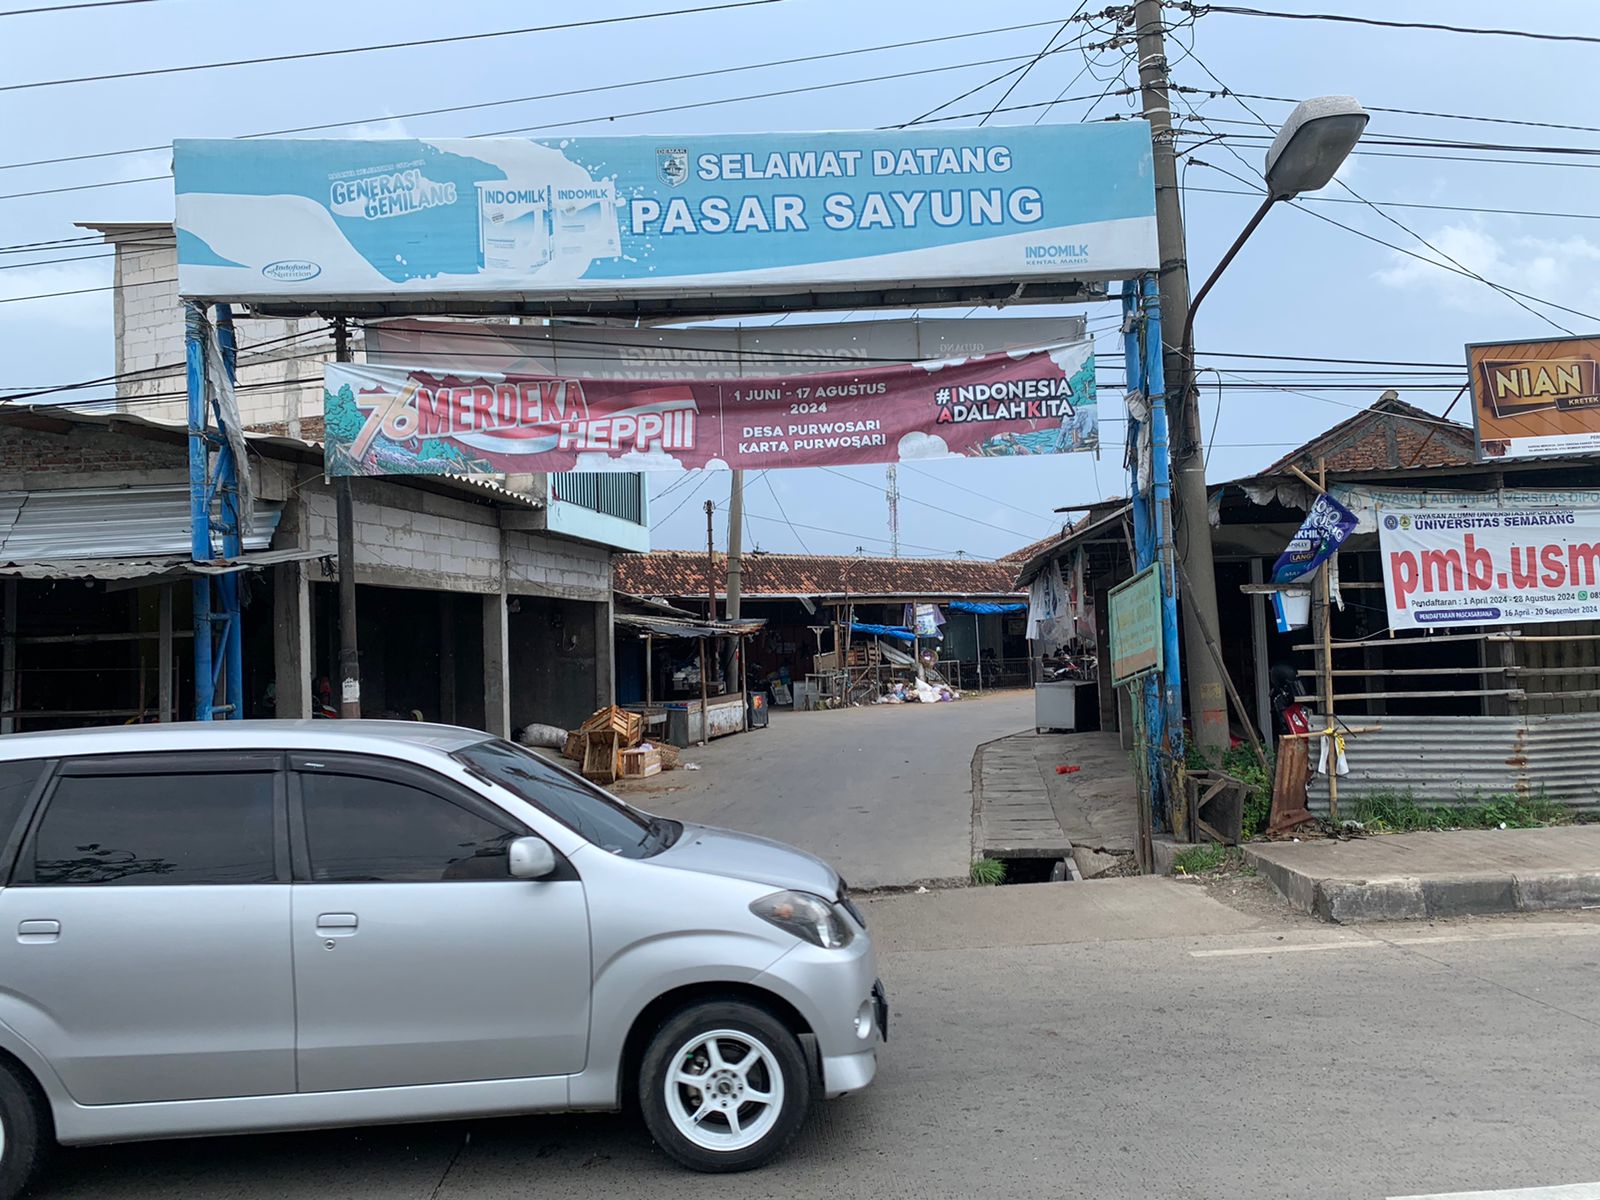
top-left (1108, 565), bottom-right (1162, 686)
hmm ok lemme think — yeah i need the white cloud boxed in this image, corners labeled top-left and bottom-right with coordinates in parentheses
top-left (338, 117), bottom-right (415, 140)
top-left (0, 260), bottom-right (112, 329)
top-left (1374, 221), bottom-right (1600, 316)
top-left (898, 431), bottom-right (954, 460)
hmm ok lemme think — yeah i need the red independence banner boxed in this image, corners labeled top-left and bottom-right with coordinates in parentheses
top-left (323, 341), bottom-right (1097, 477)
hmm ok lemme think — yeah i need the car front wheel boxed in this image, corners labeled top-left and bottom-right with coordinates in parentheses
top-left (639, 1000), bottom-right (810, 1172)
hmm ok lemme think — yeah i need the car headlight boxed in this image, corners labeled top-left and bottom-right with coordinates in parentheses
top-left (751, 890), bottom-right (855, 949)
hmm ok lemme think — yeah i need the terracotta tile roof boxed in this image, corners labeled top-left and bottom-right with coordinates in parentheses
top-left (1000, 528), bottom-right (1074, 564)
top-left (1258, 394), bottom-right (1475, 477)
top-left (615, 550), bottom-right (1024, 600)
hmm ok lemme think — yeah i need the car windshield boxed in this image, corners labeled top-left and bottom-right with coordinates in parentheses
top-left (453, 738), bottom-right (677, 859)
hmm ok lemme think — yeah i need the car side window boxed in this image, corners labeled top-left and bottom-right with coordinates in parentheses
top-left (299, 772), bottom-right (519, 883)
top-left (29, 772), bottom-right (276, 886)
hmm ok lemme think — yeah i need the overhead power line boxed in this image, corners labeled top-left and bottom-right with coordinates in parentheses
top-left (0, 0), bottom-right (786, 93)
top-left (1184, 184), bottom-right (1600, 226)
top-left (1, 17), bottom-right (1088, 174)
top-left (1, 0), bottom-right (156, 13)
top-left (1176, 4), bottom-right (1600, 48)
top-left (0, 47), bottom-right (1088, 202)
top-left (1178, 86), bottom-right (1600, 140)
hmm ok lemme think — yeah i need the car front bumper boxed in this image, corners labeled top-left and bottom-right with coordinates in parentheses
top-left (753, 932), bottom-right (883, 1099)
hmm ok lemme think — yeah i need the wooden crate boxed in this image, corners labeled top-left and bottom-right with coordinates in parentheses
top-left (562, 731), bottom-right (587, 762)
top-left (582, 730), bottom-right (625, 783)
top-left (578, 706), bottom-right (643, 746)
top-left (620, 747), bottom-right (663, 779)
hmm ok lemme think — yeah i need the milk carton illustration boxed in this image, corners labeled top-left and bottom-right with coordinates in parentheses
top-left (552, 180), bottom-right (621, 263)
top-left (476, 181), bottom-right (553, 273)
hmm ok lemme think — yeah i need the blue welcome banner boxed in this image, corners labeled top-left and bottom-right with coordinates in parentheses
top-left (173, 125), bottom-right (1156, 304)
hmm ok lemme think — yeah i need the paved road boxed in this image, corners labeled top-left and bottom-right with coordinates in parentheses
top-left (617, 690), bottom-right (1036, 888)
top-left (42, 879), bottom-right (1600, 1200)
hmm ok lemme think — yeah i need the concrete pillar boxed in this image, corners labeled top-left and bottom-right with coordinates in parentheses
top-left (438, 596), bottom-right (458, 725)
top-left (483, 590), bottom-right (510, 738)
top-left (1, 580), bottom-right (15, 736)
top-left (594, 595), bottom-right (615, 709)
top-left (272, 560), bottom-right (312, 719)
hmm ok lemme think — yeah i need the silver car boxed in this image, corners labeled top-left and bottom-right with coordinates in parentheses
top-left (0, 721), bottom-right (884, 1196)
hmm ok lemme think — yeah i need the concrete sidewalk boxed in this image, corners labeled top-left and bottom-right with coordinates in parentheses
top-left (974, 729), bottom-right (1137, 863)
top-left (1245, 825), bottom-right (1600, 923)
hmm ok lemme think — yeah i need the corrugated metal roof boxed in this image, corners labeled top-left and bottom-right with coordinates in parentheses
top-left (0, 546), bottom-right (321, 580)
top-left (0, 486), bottom-right (279, 562)
top-left (615, 613), bottom-right (765, 639)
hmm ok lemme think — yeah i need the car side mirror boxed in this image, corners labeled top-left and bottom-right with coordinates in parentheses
top-left (508, 836), bottom-right (557, 880)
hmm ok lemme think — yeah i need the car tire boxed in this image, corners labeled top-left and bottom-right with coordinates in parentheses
top-left (639, 1000), bottom-right (810, 1172)
top-left (0, 1060), bottom-right (48, 1200)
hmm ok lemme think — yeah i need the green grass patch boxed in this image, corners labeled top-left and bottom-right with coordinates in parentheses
top-left (1171, 843), bottom-right (1227, 874)
top-left (1354, 790), bottom-right (1572, 833)
top-left (969, 857), bottom-right (1006, 886)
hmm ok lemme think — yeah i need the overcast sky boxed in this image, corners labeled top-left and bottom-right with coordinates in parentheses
top-left (3, 0), bottom-right (1595, 560)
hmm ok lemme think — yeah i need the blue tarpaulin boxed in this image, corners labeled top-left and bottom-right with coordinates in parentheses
top-left (851, 622), bottom-right (917, 642)
top-left (948, 601), bottom-right (1027, 615)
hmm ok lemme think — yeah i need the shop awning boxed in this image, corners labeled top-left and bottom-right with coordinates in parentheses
top-left (615, 613), bottom-right (765, 639)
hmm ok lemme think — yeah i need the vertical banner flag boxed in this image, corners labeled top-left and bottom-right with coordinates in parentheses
top-left (1269, 493), bottom-right (1358, 632)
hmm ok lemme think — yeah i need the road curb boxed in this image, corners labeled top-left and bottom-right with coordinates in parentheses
top-left (1241, 846), bottom-right (1600, 923)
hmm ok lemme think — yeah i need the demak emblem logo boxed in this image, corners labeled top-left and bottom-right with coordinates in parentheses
top-left (656, 148), bottom-right (689, 188)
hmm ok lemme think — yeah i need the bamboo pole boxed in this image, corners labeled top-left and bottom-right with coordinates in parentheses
top-left (1317, 457), bottom-right (1338, 822)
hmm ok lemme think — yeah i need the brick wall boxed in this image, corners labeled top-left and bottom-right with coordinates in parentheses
top-left (288, 470), bottom-right (612, 600)
top-left (0, 423), bottom-right (184, 489)
top-left (505, 530), bottom-right (612, 601)
top-left (107, 232), bottom-right (333, 431)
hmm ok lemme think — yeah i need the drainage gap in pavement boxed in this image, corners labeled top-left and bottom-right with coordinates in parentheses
top-left (995, 857), bottom-right (1067, 885)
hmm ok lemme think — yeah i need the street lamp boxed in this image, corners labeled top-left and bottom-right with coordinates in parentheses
top-left (1180, 96), bottom-right (1369, 382)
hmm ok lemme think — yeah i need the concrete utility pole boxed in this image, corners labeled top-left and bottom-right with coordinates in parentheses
top-left (703, 499), bottom-right (718, 621)
top-left (726, 471), bottom-right (743, 620)
top-left (333, 317), bottom-right (361, 719)
top-left (1134, 0), bottom-right (1230, 755)
top-left (723, 471), bottom-right (744, 698)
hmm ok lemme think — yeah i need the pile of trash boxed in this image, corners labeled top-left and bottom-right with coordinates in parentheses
top-left (517, 707), bottom-right (684, 783)
top-left (874, 677), bottom-right (959, 705)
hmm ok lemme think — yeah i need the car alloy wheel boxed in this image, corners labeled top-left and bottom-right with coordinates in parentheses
top-left (663, 1029), bottom-right (784, 1152)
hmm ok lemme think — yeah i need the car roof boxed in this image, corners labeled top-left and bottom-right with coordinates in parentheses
top-left (0, 720), bottom-right (492, 763)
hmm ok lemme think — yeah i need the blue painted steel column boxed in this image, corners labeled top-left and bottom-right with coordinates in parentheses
top-left (1121, 283), bottom-right (1163, 827)
top-left (215, 305), bottom-right (243, 719)
top-left (1140, 274), bottom-right (1185, 777)
top-left (185, 303), bottom-right (213, 720)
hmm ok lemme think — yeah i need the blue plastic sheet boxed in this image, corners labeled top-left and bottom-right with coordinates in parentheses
top-left (948, 601), bottom-right (1027, 615)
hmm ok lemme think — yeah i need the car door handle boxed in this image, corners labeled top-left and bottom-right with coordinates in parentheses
top-left (17, 920), bottom-right (59, 943)
top-left (316, 912), bottom-right (358, 933)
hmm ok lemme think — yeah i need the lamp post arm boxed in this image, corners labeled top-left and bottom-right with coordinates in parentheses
top-left (1177, 194), bottom-right (1276, 438)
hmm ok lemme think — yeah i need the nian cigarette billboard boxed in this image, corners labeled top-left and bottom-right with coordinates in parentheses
top-left (1468, 335), bottom-right (1600, 461)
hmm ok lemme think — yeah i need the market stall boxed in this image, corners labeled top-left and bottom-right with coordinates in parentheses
top-left (614, 612), bottom-right (765, 746)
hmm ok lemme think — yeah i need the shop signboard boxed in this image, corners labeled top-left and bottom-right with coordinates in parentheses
top-left (1378, 504), bottom-right (1600, 630)
top-left (173, 126), bottom-right (1157, 306)
top-left (323, 340), bottom-right (1096, 476)
top-left (1108, 565), bottom-right (1162, 686)
top-left (1468, 335), bottom-right (1600, 461)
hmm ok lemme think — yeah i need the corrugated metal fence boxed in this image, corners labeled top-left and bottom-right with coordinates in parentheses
top-left (1308, 713), bottom-right (1600, 814)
